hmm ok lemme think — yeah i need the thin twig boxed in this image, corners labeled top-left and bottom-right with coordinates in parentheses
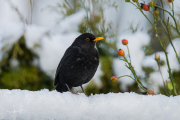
top-left (64, 0), bottom-right (73, 9)
top-left (130, 1), bottom-right (154, 28)
top-left (163, 18), bottom-right (180, 64)
top-left (123, 55), bottom-right (149, 94)
top-left (154, 14), bottom-right (177, 95)
top-left (126, 45), bottom-right (131, 64)
top-left (155, 5), bottom-right (180, 35)
top-left (157, 62), bottom-right (170, 96)
top-left (160, 0), bottom-right (165, 21)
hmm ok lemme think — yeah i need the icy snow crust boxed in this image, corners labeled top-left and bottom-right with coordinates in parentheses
top-left (0, 89), bottom-right (180, 120)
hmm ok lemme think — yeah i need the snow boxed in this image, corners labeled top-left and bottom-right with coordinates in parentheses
top-left (0, 89), bottom-right (180, 120)
top-left (0, 22), bottom-right (24, 61)
top-left (0, 22), bottom-right (24, 44)
top-left (24, 24), bottom-right (48, 49)
top-left (32, 0), bottom-right (63, 27)
top-left (53, 10), bottom-right (86, 33)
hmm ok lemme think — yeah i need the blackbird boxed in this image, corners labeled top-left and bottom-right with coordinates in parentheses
top-left (54, 33), bottom-right (103, 96)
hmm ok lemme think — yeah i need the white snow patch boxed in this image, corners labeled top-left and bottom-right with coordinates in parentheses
top-left (52, 10), bottom-right (86, 33)
top-left (0, 89), bottom-right (180, 120)
top-left (0, 0), bottom-right (30, 27)
top-left (0, 22), bottom-right (24, 61)
top-left (0, 22), bottom-right (24, 44)
top-left (25, 25), bottom-right (48, 49)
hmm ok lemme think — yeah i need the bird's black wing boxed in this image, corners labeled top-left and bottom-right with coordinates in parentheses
top-left (54, 46), bottom-right (79, 86)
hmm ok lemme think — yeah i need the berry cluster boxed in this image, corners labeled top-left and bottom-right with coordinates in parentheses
top-left (140, 1), bottom-right (160, 17)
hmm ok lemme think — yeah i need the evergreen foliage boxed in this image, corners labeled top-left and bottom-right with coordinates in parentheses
top-left (0, 36), bottom-right (54, 90)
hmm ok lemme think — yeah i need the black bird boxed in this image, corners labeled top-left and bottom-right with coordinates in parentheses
top-left (54, 33), bottom-right (103, 96)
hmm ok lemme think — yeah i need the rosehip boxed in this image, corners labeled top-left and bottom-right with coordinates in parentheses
top-left (168, 0), bottom-right (174, 2)
top-left (147, 90), bottom-right (154, 95)
top-left (141, 3), bottom-right (150, 11)
top-left (111, 76), bottom-right (118, 82)
top-left (117, 49), bottom-right (124, 56)
top-left (155, 53), bottom-right (160, 62)
top-left (122, 39), bottom-right (128, 45)
top-left (132, 0), bottom-right (138, 2)
top-left (154, 10), bottom-right (159, 17)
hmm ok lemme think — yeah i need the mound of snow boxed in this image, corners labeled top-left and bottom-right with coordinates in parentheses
top-left (0, 89), bottom-right (179, 120)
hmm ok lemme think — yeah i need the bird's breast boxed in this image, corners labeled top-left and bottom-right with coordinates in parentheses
top-left (61, 48), bottom-right (99, 86)
top-left (75, 49), bottom-right (99, 65)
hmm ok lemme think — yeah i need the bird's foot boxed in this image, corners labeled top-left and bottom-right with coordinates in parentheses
top-left (80, 85), bottom-right (88, 97)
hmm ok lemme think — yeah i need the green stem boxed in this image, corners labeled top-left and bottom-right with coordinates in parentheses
top-left (158, 18), bottom-right (168, 34)
top-left (160, 0), bottom-right (165, 21)
top-left (155, 5), bottom-right (180, 35)
top-left (149, 11), bottom-right (168, 35)
top-left (129, 1), bottom-right (138, 8)
top-left (155, 12), bottom-right (180, 64)
top-left (172, 2), bottom-right (174, 16)
top-left (130, 1), bottom-right (154, 28)
top-left (117, 75), bottom-right (136, 81)
top-left (123, 55), bottom-right (149, 93)
top-left (154, 15), bottom-right (177, 96)
top-left (163, 19), bottom-right (180, 64)
top-left (157, 62), bottom-right (170, 96)
top-left (126, 45), bottom-right (131, 63)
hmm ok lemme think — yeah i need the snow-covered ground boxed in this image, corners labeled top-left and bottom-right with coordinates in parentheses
top-left (0, 0), bottom-right (180, 113)
top-left (0, 89), bottom-right (180, 120)
top-left (0, 0), bottom-right (180, 92)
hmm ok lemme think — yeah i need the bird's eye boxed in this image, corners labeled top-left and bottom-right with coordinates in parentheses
top-left (86, 38), bottom-right (90, 42)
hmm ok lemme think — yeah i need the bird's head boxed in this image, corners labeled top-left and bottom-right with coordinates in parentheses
top-left (72, 33), bottom-right (103, 47)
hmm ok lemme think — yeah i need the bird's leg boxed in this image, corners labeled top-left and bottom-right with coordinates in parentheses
top-left (81, 85), bottom-right (88, 97)
top-left (66, 84), bottom-right (79, 95)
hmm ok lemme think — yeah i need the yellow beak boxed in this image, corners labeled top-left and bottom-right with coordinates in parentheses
top-left (93, 37), bottom-right (103, 42)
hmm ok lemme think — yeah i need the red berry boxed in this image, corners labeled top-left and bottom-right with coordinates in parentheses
top-left (122, 39), bottom-right (128, 45)
top-left (111, 76), bottom-right (118, 82)
top-left (141, 3), bottom-right (150, 11)
top-left (117, 49), bottom-right (124, 56)
top-left (168, 0), bottom-right (174, 2)
top-left (147, 90), bottom-right (154, 95)
top-left (154, 10), bottom-right (159, 17)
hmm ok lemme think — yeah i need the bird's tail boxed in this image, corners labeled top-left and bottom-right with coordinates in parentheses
top-left (55, 83), bottom-right (70, 93)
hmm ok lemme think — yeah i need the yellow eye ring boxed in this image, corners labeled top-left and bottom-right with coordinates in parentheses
top-left (86, 38), bottom-right (90, 42)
